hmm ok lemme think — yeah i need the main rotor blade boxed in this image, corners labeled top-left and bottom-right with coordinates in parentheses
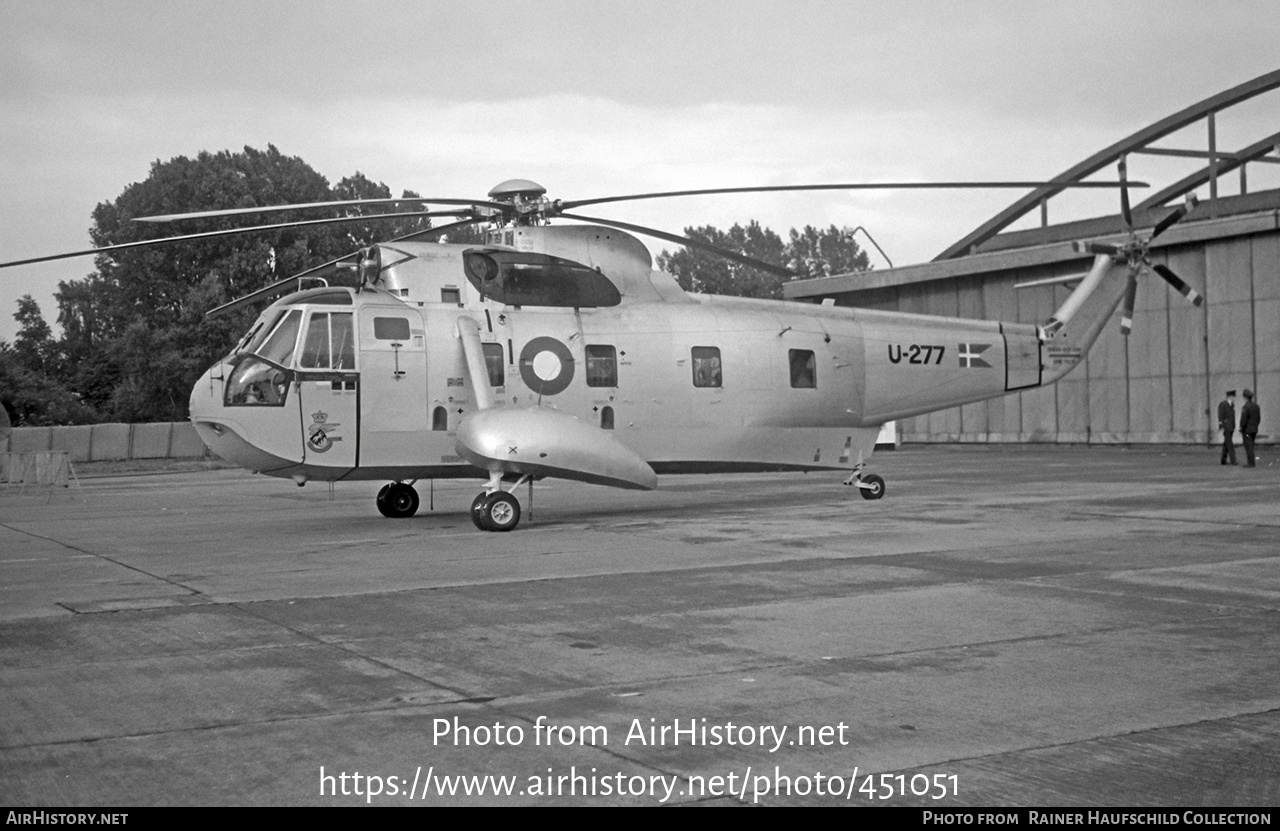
top-left (388, 216), bottom-right (486, 244)
top-left (557, 212), bottom-right (797, 278)
top-left (137, 198), bottom-right (506, 223)
top-left (1151, 263), bottom-right (1204, 306)
top-left (205, 273), bottom-right (325, 319)
top-left (1118, 157), bottom-right (1134, 231)
top-left (204, 216), bottom-right (489, 319)
top-left (558, 180), bottom-right (1149, 211)
top-left (0, 210), bottom-right (465, 270)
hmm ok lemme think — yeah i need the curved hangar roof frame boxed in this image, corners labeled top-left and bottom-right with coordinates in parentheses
top-left (936, 68), bottom-right (1280, 261)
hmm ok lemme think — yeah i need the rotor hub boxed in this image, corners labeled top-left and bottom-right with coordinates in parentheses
top-left (487, 179), bottom-right (547, 201)
top-left (488, 179), bottom-right (553, 225)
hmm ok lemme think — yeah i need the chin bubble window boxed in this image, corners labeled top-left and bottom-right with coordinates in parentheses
top-left (225, 357), bottom-right (291, 406)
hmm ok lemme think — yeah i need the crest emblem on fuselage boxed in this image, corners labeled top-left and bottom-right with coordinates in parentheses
top-left (308, 410), bottom-right (341, 453)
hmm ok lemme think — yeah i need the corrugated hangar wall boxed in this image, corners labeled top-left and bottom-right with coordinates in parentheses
top-left (786, 193), bottom-right (1279, 445)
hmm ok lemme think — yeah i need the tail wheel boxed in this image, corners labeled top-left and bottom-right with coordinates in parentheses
top-left (475, 491), bottom-right (521, 532)
top-left (380, 483), bottom-right (419, 517)
top-left (859, 473), bottom-right (886, 500)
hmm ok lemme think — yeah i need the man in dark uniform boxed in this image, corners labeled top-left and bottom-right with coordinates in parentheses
top-left (1219, 390), bottom-right (1237, 465)
top-left (1240, 388), bottom-right (1261, 467)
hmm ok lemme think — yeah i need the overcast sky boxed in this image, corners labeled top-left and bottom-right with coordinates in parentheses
top-left (2, 0), bottom-right (1278, 342)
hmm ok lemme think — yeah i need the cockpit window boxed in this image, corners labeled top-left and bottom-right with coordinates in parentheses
top-left (300, 312), bottom-right (355, 369)
top-left (235, 310), bottom-right (283, 356)
top-left (301, 314), bottom-right (329, 369)
top-left (257, 309), bottom-right (303, 366)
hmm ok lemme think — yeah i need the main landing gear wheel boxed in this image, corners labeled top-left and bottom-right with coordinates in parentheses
top-left (471, 491), bottom-right (521, 532)
top-left (859, 473), bottom-right (886, 500)
top-left (377, 482), bottom-right (420, 517)
top-left (470, 492), bottom-right (490, 530)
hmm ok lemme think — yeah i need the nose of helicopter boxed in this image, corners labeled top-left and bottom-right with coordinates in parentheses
top-left (188, 361), bottom-right (222, 423)
top-left (188, 360), bottom-right (298, 473)
top-left (188, 361), bottom-right (241, 463)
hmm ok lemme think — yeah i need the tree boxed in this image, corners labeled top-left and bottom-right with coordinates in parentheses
top-left (0, 340), bottom-right (99, 426)
top-left (658, 222), bottom-right (789, 298)
top-left (331, 172), bottom-right (432, 247)
top-left (657, 221), bottom-right (871, 298)
top-left (11, 295), bottom-right (57, 375)
top-left (435, 222), bottom-right (489, 246)
top-left (49, 145), bottom-right (426, 422)
top-left (54, 278), bottom-right (118, 414)
top-left (787, 225), bottom-right (871, 279)
top-left (1, 294), bottom-right (105, 425)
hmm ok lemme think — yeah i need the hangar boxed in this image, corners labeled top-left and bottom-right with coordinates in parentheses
top-left (786, 71), bottom-right (1280, 446)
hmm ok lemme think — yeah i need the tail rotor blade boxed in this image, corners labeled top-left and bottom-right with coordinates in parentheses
top-left (1073, 240), bottom-right (1121, 257)
top-left (1120, 272), bottom-right (1138, 336)
top-left (1151, 195), bottom-right (1198, 240)
top-left (1152, 263), bottom-right (1204, 306)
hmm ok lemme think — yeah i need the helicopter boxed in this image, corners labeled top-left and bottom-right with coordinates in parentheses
top-left (2, 172), bottom-right (1202, 531)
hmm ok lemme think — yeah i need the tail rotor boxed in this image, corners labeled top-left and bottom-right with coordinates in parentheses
top-left (1072, 159), bottom-right (1202, 337)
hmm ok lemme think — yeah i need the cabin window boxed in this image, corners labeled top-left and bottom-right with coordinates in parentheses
top-left (432, 406), bottom-right (448, 431)
top-left (441, 287), bottom-right (461, 304)
top-left (691, 346), bottom-right (722, 388)
top-left (299, 312), bottom-right (355, 369)
top-left (482, 342), bottom-right (505, 386)
top-left (585, 345), bottom-right (618, 387)
top-left (600, 406), bottom-right (614, 430)
top-left (373, 317), bottom-right (411, 341)
top-left (789, 349), bottom-right (816, 388)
